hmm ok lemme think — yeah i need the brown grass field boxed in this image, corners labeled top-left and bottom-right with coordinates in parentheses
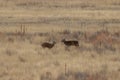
top-left (0, 0), bottom-right (120, 80)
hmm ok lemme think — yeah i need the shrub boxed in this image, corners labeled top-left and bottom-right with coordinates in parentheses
top-left (62, 30), bottom-right (71, 35)
top-left (40, 72), bottom-right (53, 80)
top-left (7, 37), bottom-right (14, 43)
top-left (74, 72), bottom-right (88, 80)
top-left (18, 56), bottom-right (26, 63)
top-left (5, 49), bottom-right (16, 56)
top-left (56, 71), bottom-right (88, 80)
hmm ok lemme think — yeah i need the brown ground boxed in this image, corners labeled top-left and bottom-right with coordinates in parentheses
top-left (0, 0), bottom-right (120, 80)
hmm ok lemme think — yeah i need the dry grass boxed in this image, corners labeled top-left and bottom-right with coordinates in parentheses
top-left (0, 0), bottom-right (120, 80)
top-left (0, 30), bottom-right (120, 80)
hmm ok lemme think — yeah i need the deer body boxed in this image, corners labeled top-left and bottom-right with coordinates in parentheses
top-left (41, 41), bottom-right (56, 49)
top-left (62, 39), bottom-right (79, 47)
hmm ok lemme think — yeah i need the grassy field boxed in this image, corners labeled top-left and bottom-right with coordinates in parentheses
top-left (0, 0), bottom-right (120, 80)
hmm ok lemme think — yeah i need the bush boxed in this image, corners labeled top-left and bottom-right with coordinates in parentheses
top-left (56, 71), bottom-right (88, 80)
top-left (62, 30), bottom-right (71, 35)
top-left (7, 37), bottom-right (14, 43)
top-left (41, 72), bottom-right (53, 80)
top-left (74, 72), bottom-right (88, 80)
top-left (5, 49), bottom-right (17, 56)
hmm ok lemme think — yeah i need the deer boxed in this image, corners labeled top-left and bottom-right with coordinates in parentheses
top-left (41, 41), bottom-right (56, 49)
top-left (61, 39), bottom-right (79, 47)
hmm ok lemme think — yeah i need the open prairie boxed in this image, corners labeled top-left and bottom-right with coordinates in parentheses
top-left (0, 0), bottom-right (120, 80)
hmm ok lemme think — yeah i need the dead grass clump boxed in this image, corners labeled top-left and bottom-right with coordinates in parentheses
top-left (62, 29), bottom-right (71, 35)
top-left (5, 49), bottom-right (12, 56)
top-left (15, 25), bottom-right (27, 37)
top-left (89, 30), bottom-right (110, 44)
top-left (0, 71), bottom-right (8, 78)
top-left (48, 36), bottom-right (57, 43)
top-left (56, 71), bottom-right (88, 80)
top-left (104, 44), bottom-right (116, 52)
top-left (5, 49), bottom-right (17, 56)
top-left (72, 31), bottom-right (82, 39)
top-left (16, 3), bottom-right (27, 7)
top-left (118, 68), bottom-right (120, 72)
top-left (7, 37), bottom-right (14, 43)
top-left (94, 47), bottom-right (105, 54)
top-left (79, 46), bottom-right (93, 52)
top-left (94, 42), bottom-right (116, 54)
top-left (25, 34), bottom-right (32, 41)
top-left (38, 32), bottom-right (49, 37)
top-left (87, 73), bottom-right (108, 80)
top-left (87, 30), bottom-right (117, 52)
top-left (73, 72), bottom-right (88, 80)
top-left (114, 32), bottom-right (120, 37)
top-left (64, 47), bottom-right (70, 52)
top-left (18, 56), bottom-right (26, 63)
top-left (87, 65), bottom-right (108, 80)
top-left (40, 72), bottom-right (53, 80)
top-left (44, 32), bottom-right (58, 42)
top-left (56, 73), bottom-right (67, 80)
top-left (40, 71), bottom-right (88, 80)
top-left (53, 61), bottom-right (60, 67)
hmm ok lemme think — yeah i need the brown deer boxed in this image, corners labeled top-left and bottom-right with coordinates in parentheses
top-left (41, 41), bottom-right (56, 49)
top-left (61, 39), bottom-right (79, 47)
